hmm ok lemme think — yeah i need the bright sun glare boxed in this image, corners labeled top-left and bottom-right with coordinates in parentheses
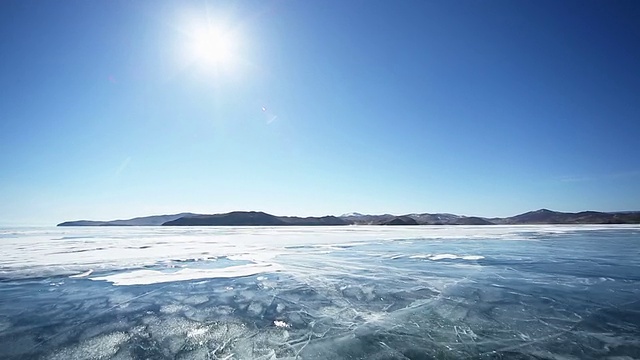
top-left (186, 23), bottom-right (238, 72)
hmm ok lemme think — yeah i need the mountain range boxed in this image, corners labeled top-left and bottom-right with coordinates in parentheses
top-left (57, 209), bottom-right (640, 226)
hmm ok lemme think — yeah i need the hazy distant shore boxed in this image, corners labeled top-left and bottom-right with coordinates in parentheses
top-left (58, 209), bottom-right (640, 227)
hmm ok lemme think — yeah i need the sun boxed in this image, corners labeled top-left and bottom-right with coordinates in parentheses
top-left (191, 28), bottom-right (233, 65)
top-left (185, 23), bottom-right (239, 72)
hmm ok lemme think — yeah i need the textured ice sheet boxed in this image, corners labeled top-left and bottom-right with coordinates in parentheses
top-left (0, 225), bottom-right (639, 359)
top-left (2, 224), bottom-right (637, 280)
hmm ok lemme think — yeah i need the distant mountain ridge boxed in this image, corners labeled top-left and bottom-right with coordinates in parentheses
top-left (490, 209), bottom-right (640, 225)
top-left (57, 209), bottom-right (640, 226)
top-left (163, 212), bottom-right (348, 226)
top-left (58, 209), bottom-right (640, 226)
top-left (57, 213), bottom-right (196, 227)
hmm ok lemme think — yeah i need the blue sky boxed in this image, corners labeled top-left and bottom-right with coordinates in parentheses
top-left (1, 0), bottom-right (639, 225)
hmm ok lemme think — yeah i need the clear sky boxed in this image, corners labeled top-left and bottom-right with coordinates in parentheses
top-left (1, 0), bottom-right (639, 225)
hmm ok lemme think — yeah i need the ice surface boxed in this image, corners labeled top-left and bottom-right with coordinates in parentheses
top-left (0, 225), bottom-right (639, 359)
top-left (48, 331), bottom-right (130, 360)
top-left (3, 224), bottom-right (636, 281)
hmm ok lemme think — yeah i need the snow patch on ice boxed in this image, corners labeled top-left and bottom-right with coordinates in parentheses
top-left (92, 263), bottom-right (283, 286)
top-left (411, 254), bottom-right (485, 261)
top-left (430, 254), bottom-right (461, 260)
top-left (273, 320), bottom-right (290, 328)
top-left (461, 255), bottom-right (485, 260)
top-left (69, 269), bottom-right (93, 278)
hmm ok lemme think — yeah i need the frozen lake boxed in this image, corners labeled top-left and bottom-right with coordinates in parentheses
top-left (1, 225), bottom-right (639, 359)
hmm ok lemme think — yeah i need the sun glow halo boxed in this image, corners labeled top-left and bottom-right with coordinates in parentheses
top-left (187, 24), bottom-right (238, 71)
